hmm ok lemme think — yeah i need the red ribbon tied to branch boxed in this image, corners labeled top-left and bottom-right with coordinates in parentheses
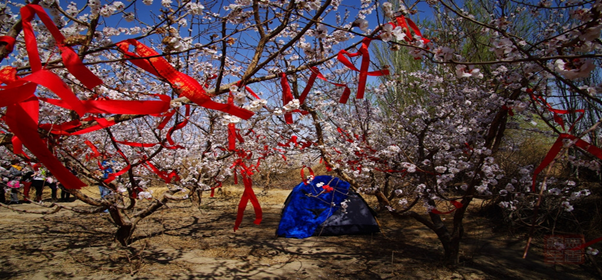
top-left (300, 166), bottom-right (315, 185)
top-left (1, 4), bottom-right (105, 189)
top-left (531, 94), bottom-right (584, 133)
top-left (393, 15), bottom-right (431, 46)
top-left (116, 39), bottom-right (254, 120)
top-left (532, 133), bottom-right (602, 192)
top-left (337, 37), bottom-right (390, 103)
top-left (0, 36), bottom-right (16, 57)
top-left (430, 200), bottom-right (463, 215)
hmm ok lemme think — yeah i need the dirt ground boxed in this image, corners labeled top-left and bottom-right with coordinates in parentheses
top-left (0, 186), bottom-right (599, 280)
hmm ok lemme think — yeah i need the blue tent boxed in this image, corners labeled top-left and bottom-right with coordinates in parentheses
top-left (276, 175), bottom-right (379, 238)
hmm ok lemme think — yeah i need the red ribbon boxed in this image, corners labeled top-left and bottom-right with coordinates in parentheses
top-left (300, 166), bottom-right (315, 185)
top-left (144, 160), bottom-right (180, 183)
top-left (166, 105), bottom-right (190, 147)
top-left (531, 94), bottom-right (584, 132)
top-left (0, 36), bottom-right (15, 56)
top-left (21, 4), bottom-right (102, 89)
top-left (103, 150), bottom-right (130, 183)
top-left (70, 117), bottom-right (117, 135)
top-left (278, 135), bottom-right (299, 148)
top-left (337, 37), bottom-right (390, 103)
top-left (210, 181), bottom-right (222, 197)
top-left (116, 39), bottom-right (254, 120)
top-left (4, 97), bottom-right (86, 189)
top-left (281, 73), bottom-right (295, 124)
top-left (568, 236), bottom-right (602, 251)
top-left (157, 110), bottom-right (176, 130)
top-left (233, 173), bottom-right (262, 231)
top-left (11, 135), bottom-right (24, 156)
top-left (84, 140), bottom-right (102, 159)
top-left (40, 94), bottom-right (170, 115)
top-left (431, 200), bottom-right (463, 215)
top-left (393, 16), bottom-right (430, 45)
top-left (112, 138), bottom-right (160, 148)
top-left (532, 133), bottom-right (602, 192)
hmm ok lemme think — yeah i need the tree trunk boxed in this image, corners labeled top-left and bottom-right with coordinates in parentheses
top-left (429, 212), bottom-right (464, 266)
top-left (115, 223), bottom-right (135, 246)
top-left (110, 208), bottom-right (136, 246)
top-left (438, 229), bottom-right (463, 265)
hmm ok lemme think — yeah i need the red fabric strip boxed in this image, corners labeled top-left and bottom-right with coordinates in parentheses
top-left (278, 135), bottom-right (298, 148)
top-left (233, 173), bottom-right (262, 231)
top-left (0, 36), bottom-right (15, 55)
top-left (144, 160), bottom-right (180, 183)
top-left (157, 110), bottom-right (176, 130)
top-left (40, 95), bottom-right (170, 115)
top-left (116, 39), bottom-right (254, 120)
top-left (281, 73), bottom-right (294, 124)
top-left (299, 67), bottom-right (318, 104)
top-left (113, 138), bottom-right (160, 148)
top-left (103, 165), bottom-right (130, 183)
top-left (22, 70), bottom-right (87, 116)
top-left (300, 166), bottom-right (315, 185)
top-left (166, 105), bottom-right (190, 146)
top-left (0, 79), bottom-right (38, 107)
top-left (430, 200), bottom-right (463, 215)
top-left (4, 97), bottom-right (85, 189)
top-left (11, 135), bottom-right (24, 155)
top-left (70, 118), bottom-right (117, 135)
top-left (84, 140), bottom-right (101, 158)
top-left (337, 37), bottom-right (390, 102)
top-left (228, 123), bottom-right (237, 151)
top-left (39, 119), bottom-right (82, 135)
top-left (569, 236), bottom-right (602, 251)
top-left (20, 4), bottom-right (102, 89)
top-left (210, 181), bottom-right (222, 197)
top-left (532, 133), bottom-right (602, 192)
top-left (306, 67), bottom-right (352, 104)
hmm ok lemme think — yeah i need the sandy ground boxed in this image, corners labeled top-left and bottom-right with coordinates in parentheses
top-left (0, 186), bottom-right (599, 279)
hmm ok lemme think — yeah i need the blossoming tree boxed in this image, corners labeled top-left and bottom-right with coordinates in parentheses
top-left (0, 0), bottom-right (601, 266)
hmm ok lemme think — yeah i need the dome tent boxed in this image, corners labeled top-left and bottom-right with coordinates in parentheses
top-left (276, 175), bottom-right (380, 238)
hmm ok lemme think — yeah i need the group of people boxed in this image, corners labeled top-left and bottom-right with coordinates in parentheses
top-left (0, 157), bottom-right (127, 206)
top-left (0, 160), bottom-right (74, 204)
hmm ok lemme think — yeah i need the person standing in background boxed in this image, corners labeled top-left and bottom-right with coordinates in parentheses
top-left (99, 157), bottom-right (114, 199)
top-left (0, 163), bottom-right (10, 203)
top-left (46, 173), bottom-right (58, 202)
top-left (31, 167), bottom-right (46, 202)
top-left (59, 165), bottom-right (77, 202)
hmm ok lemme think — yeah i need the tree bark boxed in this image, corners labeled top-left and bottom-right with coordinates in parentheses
top-left (115, 223), bottom-right (135, 246)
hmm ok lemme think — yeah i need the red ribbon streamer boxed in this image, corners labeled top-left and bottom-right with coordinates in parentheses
top-left (157, 110), bottom-right (176, 130)
top-left (21, 4), bottom-right (102, 89)
top-left (233, 173), bottom-right (262, 231)
top-left (531, 94), bottom-right (584, 132)
top-left (40, 94), bottom-right (170, 115)
top-left (300, 166), bottom-right (315, 185)
top-left (85, 140), bottom-right (101, 158)
top-left (532, 133), bottom-right (602, 192)
top-left (103, 150), bottom-right (131, 183)
top-left (393, 16), bottom-right (431, 45)
top-left (337, 37), bottom-right (390, 103)
top-left (210, 181), bottom-right (222, 197)
top-left (430, 200), bottom-right (463, 215)
top-left (116, 39), bottom-right (254, 120)
top-left (4, 97), bottom-right (86, 189)
top-left (569, 236), bottom-right (602, 251)
top-left (0, 36), bottom-right (15, 56)
top-left (281, 73), bottom-right (294, 124)
top-left (144, 160), bottom-right (180, 183)
top-left (166, 105), bottom-right (190, 147)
